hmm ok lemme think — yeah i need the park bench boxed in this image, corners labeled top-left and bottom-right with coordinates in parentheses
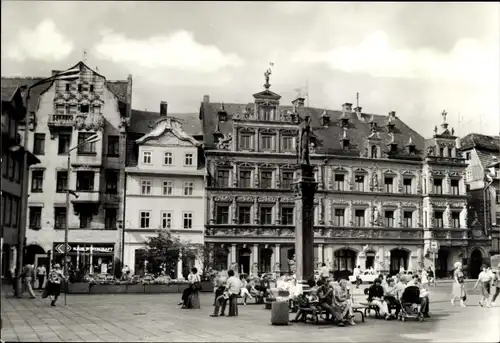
top-left (292, 300), bottom-right (366, 325)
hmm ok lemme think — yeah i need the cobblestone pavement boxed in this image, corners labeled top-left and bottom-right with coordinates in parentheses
top-left (1, 284), bottom-right (499, 342)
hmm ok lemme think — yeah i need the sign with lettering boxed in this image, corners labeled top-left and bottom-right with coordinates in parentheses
top-left (53, 243), bottom-right (115, 254)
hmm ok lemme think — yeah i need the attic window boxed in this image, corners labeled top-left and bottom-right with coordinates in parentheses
top-left (371, 145), bottom-right (378, 158)
top-left (342, 139), bottom-right (349, 149)
top-left (78, 84), bottom-right (82, 92)
top-left (65, 84), bottom-right (70, 92)
top-left (321, 115), bottom-right (330, 126)
top-left (340, 117), bottom-right (349, 128)
top-left (90, 85), bottom-right (94, 92)
top-left (387, 123), bottom-right (395, 133)
top-left (390, 142), bottom-right (398, 152)
top-left (407, 145), bottom-right (415, 154)
top-left (80, 104), bottom-right (89, 113)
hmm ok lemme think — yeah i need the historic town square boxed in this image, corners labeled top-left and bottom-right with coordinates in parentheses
top-left (1, 1), bottom-right (500, 342)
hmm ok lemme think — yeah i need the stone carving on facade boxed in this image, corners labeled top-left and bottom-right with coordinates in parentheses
top-left (371, 206), bottom-right (381, 226)
top-left (213, 228), bottom-right (236, 236)
top-left (280, 229), bottom-right (294, 237)
top-left (216, 133), bottom-right (232, 150)
top-left (370, 171), bottom-right (379, 191)
top-left (214, 195), bottom-right (233, 203)
top-left (281, 197), bottom-right (294, 203)
top-left (426, 146), bottom-right (435, 156)
top-left (119, 116), bottom-right (130, 129)
top-left (444, 206), bottom-right (452, 228)
top-left (238, 228), bottom-right (254, 236)
top-left (260, 228), bottom-right (279, 237)
top-left (432, 201), bottom-right (447, 208)
top-left (237, 196), bottom-right (254, 203)
top-left (274, 262), bottom-right (281, 272)
top-left (400, 201), bottom-right (417, 208)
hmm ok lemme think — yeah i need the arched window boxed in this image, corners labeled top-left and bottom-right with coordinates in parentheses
top-left (371, 145), bottom-right (378, 158)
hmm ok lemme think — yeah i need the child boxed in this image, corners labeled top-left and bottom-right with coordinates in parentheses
top-left (239, 275), bottom-right (253, 305)
top-left (474, 264), bottom-right (492, 307)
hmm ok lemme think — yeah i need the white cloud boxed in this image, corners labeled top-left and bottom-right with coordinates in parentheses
top-left (293, 30), bottom-right (499, 89)
top-left (6, 19), bottom-right (74, 62)
top-left (93, 30), bottom-right (244, 73)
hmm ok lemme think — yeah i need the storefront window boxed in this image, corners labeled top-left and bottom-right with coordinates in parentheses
top-left (52, 242), bottom-right (115, 277)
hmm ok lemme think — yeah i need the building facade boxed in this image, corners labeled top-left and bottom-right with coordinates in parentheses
top-left (460, 133), bottom-right (500, 259)
top-left (14, 62), bottom-right (132, 273)
top-left (1, 84), bottom-right (40, 277)
top-left (200, 75), bottom-right (481, 278)
top-left (124, 113), bottom-right (205, 276)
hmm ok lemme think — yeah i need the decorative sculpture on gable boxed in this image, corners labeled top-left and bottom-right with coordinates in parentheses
top-left (216, 133), bottom-right (232, 150)
top-left (426, 146), bottom-right (435, 156)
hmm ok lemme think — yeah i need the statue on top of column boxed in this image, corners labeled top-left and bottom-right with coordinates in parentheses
top-left (297, 115), bottom-right (312, 166)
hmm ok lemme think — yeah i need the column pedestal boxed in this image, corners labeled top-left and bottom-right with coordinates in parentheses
top-left (294, 164), bottom-right (318, 294)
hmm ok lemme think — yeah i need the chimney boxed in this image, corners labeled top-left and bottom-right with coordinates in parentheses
top-left (203, 95), bottom-right (210, 105)
top-left (292, 97), bottom-right (305, 112)
top-left (51, 70), bottom-right (61, 76)
top-left (354, 106), bottom-right (363, 121)
top-left (160, 101), bottom-right (168, 116)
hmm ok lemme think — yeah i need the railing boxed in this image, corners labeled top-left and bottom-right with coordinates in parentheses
top-left (48, 114), bottom-right (74, 126)
top-left (426, 156), bottom-right (466, 165)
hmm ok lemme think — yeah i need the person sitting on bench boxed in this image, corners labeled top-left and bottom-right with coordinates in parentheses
top-left (317, 279), bottom-right (346, 327)
top-left (367, 278), bottom-right (390, 319)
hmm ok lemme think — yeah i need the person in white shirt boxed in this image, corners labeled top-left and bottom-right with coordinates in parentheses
top-left (474, 264), bottom-right (492, 307)
top-left (36, 265), bottom-right (46, 290)
top-left (353, 265), bottom-right (361, 288)
top-left (320, 263), bottom-right (330, 280)
top-left (179, 267), bottom-right (201, 308)
top-left (368, 267), bottom-right (375, 275)
top-left (225, 270), bottom-right (241, 316)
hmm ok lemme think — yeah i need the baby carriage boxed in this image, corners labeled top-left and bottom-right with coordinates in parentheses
top-left (398, 286), bottom-right (424, 322)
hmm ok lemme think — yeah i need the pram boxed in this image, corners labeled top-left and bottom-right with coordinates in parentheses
top-left (398, 286), bottom-right (424, 322)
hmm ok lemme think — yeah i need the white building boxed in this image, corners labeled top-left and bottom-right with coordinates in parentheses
top-left (124, 116), bottom-right (205, 276)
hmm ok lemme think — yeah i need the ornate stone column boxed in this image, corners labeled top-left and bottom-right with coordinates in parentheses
top-left (231, 244), bottom-right (237, 263)
top-left (274, 244), bottom-right (281, 274)
top-left (317, 165), bottom-right (324, 190)
top-left (254, 164), bottom-right (259, 188)
top-left (232, 164), bottom-right (238, 187)
top-left (251, 244), bottom-right (259, 276)
top-left (275, 198), bottom-right (281, 224)
top-left (209, 195), bottom-right (215, 224)
top-left (318, 198), bottom-right (325, 225)
top-left (253, 198), bottom-right (259, 224)
top-left (294, 164), bottom-right (318, 289)
top-left (232, 197), bottom-right (237, 224)
top-left (317, 244), bottom-right (324, 264)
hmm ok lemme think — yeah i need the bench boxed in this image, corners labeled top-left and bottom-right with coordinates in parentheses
top-left (360, 301), bottom-right (398, 318)
top-left (292, 304), bottom-right (366, 325)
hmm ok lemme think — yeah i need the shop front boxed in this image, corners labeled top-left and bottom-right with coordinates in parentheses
top-left (53, 242), bottom-right (116, 275)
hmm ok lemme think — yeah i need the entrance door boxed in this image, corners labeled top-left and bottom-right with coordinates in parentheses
top-left (469, 249), bottom-right (483, 279)
top-left (365, 253), bottom-right (375, 270)
top-left (34, 254), bottom-right (48, 271)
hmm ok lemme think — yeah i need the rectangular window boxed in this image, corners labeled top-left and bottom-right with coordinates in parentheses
top-left (105, 170), bottom-right (119, 194)
top-left (433, 179), bottom-right (443, 194)
top-left (161, 211), bottom-right (172, 229)
top-left (65, 84), bottom-right (70, 92)
top-left (56, 171), bottom-right (68, 193)
top-left (403, 211), bottom-right (413, 228)
top-left (80, 104), bottom-right (89, 113)
top-left (260, 171), bottom-right (273, 188)
top-left (140, 211), bottom-right (151, 228)
top-left (183, 212), bottom-right (193, 229)
top-left (76, 171), bottom-right (94, 191)
top-left (238, 206), bottom-right (252, 224)
top-left (334, 174), bottom-right (345, 191)
top-left (54, 207), bottom-right (66, 229)
top-left (260, 207), bottom-right (273, 225)
top-left (261, 136), bottom-right (272, 151)
top-left (77, 132), bottom-right (97, 154)
top-left (435, 211), bottom-right (444, 228)
top-left (56, 104), bottom-right (66, 115)
top-left (216, 169), bottom-right (230, 187)
top-left (90, 84), bottom-right (94, 92)
top-left (240, 135), bottom-right (252, 150)
top-left (143, 151), bottom-right (152, 164)
top-left (282, 171), bottom-right (294, 189)
top-left (354, 209), bottom-right (365, 226)
top-left (164, 152), bottom-right (173, 165)
top-left (77, 84), bottom-right (82, 92)
top-left (282, 136), bottom-right (294, 152)
top-left (11, 197), bottom-right (18, 226)
top-left (281, 207), bottom-right (294, 225)
top-left (105, 208), bottom-right (117, 229)
top-left (4, 196), bottom-right (11, 226)
top-left (184, 153), bottom-right (193, 166)
top-left (466, 152), bottom-right (471, 160)
top-left (355, 175), bottom-right (365, 192)
top-left (92, 105), bottom-right (101, 115)
top-left (403, 178), bottom-right (412, 194)
top-left (384, 210), bottom-right (395, 227)
top-left (141, 180), bottom-right (152, 195)
top-left (216, 205), bottom-right (229, 224)
top-left (162, 181), bottom-right (173, 195)
top-left (31, 170), bottom-right (44, 192)
top-left (239, 170), bottom-right (252, 188)
top-left (496, 190), bottom-right (500, 204)
top-left (107, 136), bottom-right (120, 157)
top-left (183, 181), bottom-right (194, 196)
top-left (58, 133), bottom-right (71, 154)
top-left (262, 109), bottom-right (271, 121)
top-left (334, 209), bottom-right (345, 226)
top-left (29, 207), bottom-right (42, 229)
top-left (384, 177), bottom-right (394, 193)
top-left (68, 105), bottom-right (77, 115)
top-left (451, 212), bottom-right (460, 228)
top-left (33, 133), bottom-right (46, 155)
top-left (450, 179), bottom-right (460, 195)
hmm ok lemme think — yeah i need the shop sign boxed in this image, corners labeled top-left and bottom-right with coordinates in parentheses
top-left (53, 243), bottom-right (114, 254)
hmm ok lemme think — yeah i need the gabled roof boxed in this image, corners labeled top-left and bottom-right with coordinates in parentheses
top-left (460, 133), bottom-right (500, 152)
top-left (1, 61), bottom-right (129, 113)
top-left (130, 109), bottom-right (201, 136)
top-left (476, 150), bottom-right (499, 170)
top-left (1, 84), bottom-right (21, 102)
top-left (201, 101), bottom-right (425, 158)
top-left (136, 117), bottom-right (201, 146)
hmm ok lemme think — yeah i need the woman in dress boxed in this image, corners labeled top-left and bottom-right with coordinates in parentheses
top-left (451, 261), bottom-right (466, 307)
top-left (332, 279), bottom-right (356, 326)
top-left (180, 267), bottom-right (201, 309)
top-left (45, 264), bottom-right (64, 307)
top-left (474, 264), bottom-right (492, 307)
top-left (239, 274), bottom-right (253, 305)
top-left (421, 268), bottom-right (429, 288)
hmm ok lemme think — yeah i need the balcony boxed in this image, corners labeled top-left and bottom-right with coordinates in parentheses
top-left (71, 191), bottom-right (100, 203)
top-left (48, 114), bottom-right (74, 127)
top-left (426, 156), bottom-right (466, 165)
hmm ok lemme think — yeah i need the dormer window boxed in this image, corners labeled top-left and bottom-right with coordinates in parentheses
top-left (405, 137), bottom-right (415, 154)
top-left (389, 142), bottom-right (397, 152)
top-left (371, 145), bottom-right (378, 158)
top-left (340, 117), bottom-right (349, 128)
top-left (439, 147), bottom-right (444, 157)
top-left (341, 129), bottom-right (350, 149)
top-left (387, 123), bottom-right (395, 133)
top-left (261, 108), bottom-right (272, 121)
top-left (218, 103), bottom-right (227, 122)
top-left (321, 110), bottom-right (330, 126)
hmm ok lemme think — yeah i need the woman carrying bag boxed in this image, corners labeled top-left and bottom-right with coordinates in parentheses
top-left (42, 264), bottom-right (65, 307)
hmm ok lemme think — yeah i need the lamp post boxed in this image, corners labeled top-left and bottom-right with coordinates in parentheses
top-left (16, 68), bottom-right (80, 297)
top-left (63, 134), bottom-right (100, 305)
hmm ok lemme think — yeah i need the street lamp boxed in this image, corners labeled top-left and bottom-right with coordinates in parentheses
top-left (63, 133), bottom-right (100, 306)
top-left (16, 68), bottom-right (80, 297)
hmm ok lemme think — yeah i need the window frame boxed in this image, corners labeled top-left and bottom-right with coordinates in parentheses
top-left (163, 152), bottom-right (173, 165)
top-left (161, 211), bottom-right (172, 229)
top-left (238, 205), bottom-right (252, 224)
top-left (354, 174), bottom-right (365, 192)
top-left (56, 170), bottom-right (68, 193)
top-left (260, 170), bottom-right (273, 189)
top-left (140, 211), bottom-right (151, 228)
top-left (183, 181), bottom-right (194, 196)
top-left (162, 180), bottom-right (173, 195)
top-left (260, 206), bottom-right (273, 225)
top-left (433, 178), bottom-right (443, 195)
top-left (104, 208), bottom-right (117, 229)
top-left (282, 171), bottom-right (294, 189)
top-left (434, 211), bottom-right (444, 228)
top-left (216, 169), bottom-right (230, 188)
top-left (354, 209), bottom-right (365, 227)
top-left (334, 208), bottom-right (345, 226)
top-left (261, 135), bottom-right (273, 151)
top-left (282, 136), bottom-right (295, 152)
top-left (450, 179), bottom-right (460, 195)
top-left (184, 153), bottom-right (194, 166)
top-left (239, 134), bottom-right (252, 150)
top-left (239, 170), bottom-right (252, 188)
top-left (57, 133), bottom-right (71, 155)
top-left (105, 170), bottom-right (119, 194)
top-left (281, 206), bottom-right (294, 225)
top-left (384, 176), bottom-right (394, 193)
top-left (77, 132), bottom-right (97, 155)
top-left (141, 180), bottom-right (152, 195)
top-left (183, 212), bottom-right (193, 229)
top-left (54, 207), bottom-right (66, 229)
top-left (216, 204), bottom-right (230, 224)
top-left (29, 206), bottom-right (42, 229)
top-left (33, 133), bottom-right (46, 155)
top-left (107, 135), bottom-right (120, 157)
top-left (76, 171), bottom-right (95, 191)
top-left (31, 170), bottom-right (44, 192)
top-left (142, 151), bottom-right (152, 165)
top-left (384, 210), bottom-right (395, 227)
top-left (451, 212), bottom-right (460, 228)
top-left (334, 173), bottom-right (346, 191)
top-left (403, 177), bottom-right (412, 194)
top-left (403, 211), bottom-right (413, 228)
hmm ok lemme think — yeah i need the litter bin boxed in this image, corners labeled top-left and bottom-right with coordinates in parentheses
top-left (271, 301), bottom-right (289, 325)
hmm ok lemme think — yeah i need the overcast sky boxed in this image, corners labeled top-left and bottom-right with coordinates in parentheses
top-left (2, 1), bottom-right (499, 137)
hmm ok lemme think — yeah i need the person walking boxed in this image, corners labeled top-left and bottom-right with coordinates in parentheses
top-left (44, 264), bottom-right (65, 306)
top-left (490, 264), bottom-right (500, 306)
top-left (353, 265), bottom-right (362, 288)
top-left (225, 270), bottom-right (241, 316)
top-left (21, 264), bottom-right (36, 299)
top-left (320, 263), bottom-right (330, 281)
top-left (474, 264), bottom-right (492, 307)
top-left (36, 264), bottom-right (46, 290)
top-left (451, 262), bottom-right (466, 307)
